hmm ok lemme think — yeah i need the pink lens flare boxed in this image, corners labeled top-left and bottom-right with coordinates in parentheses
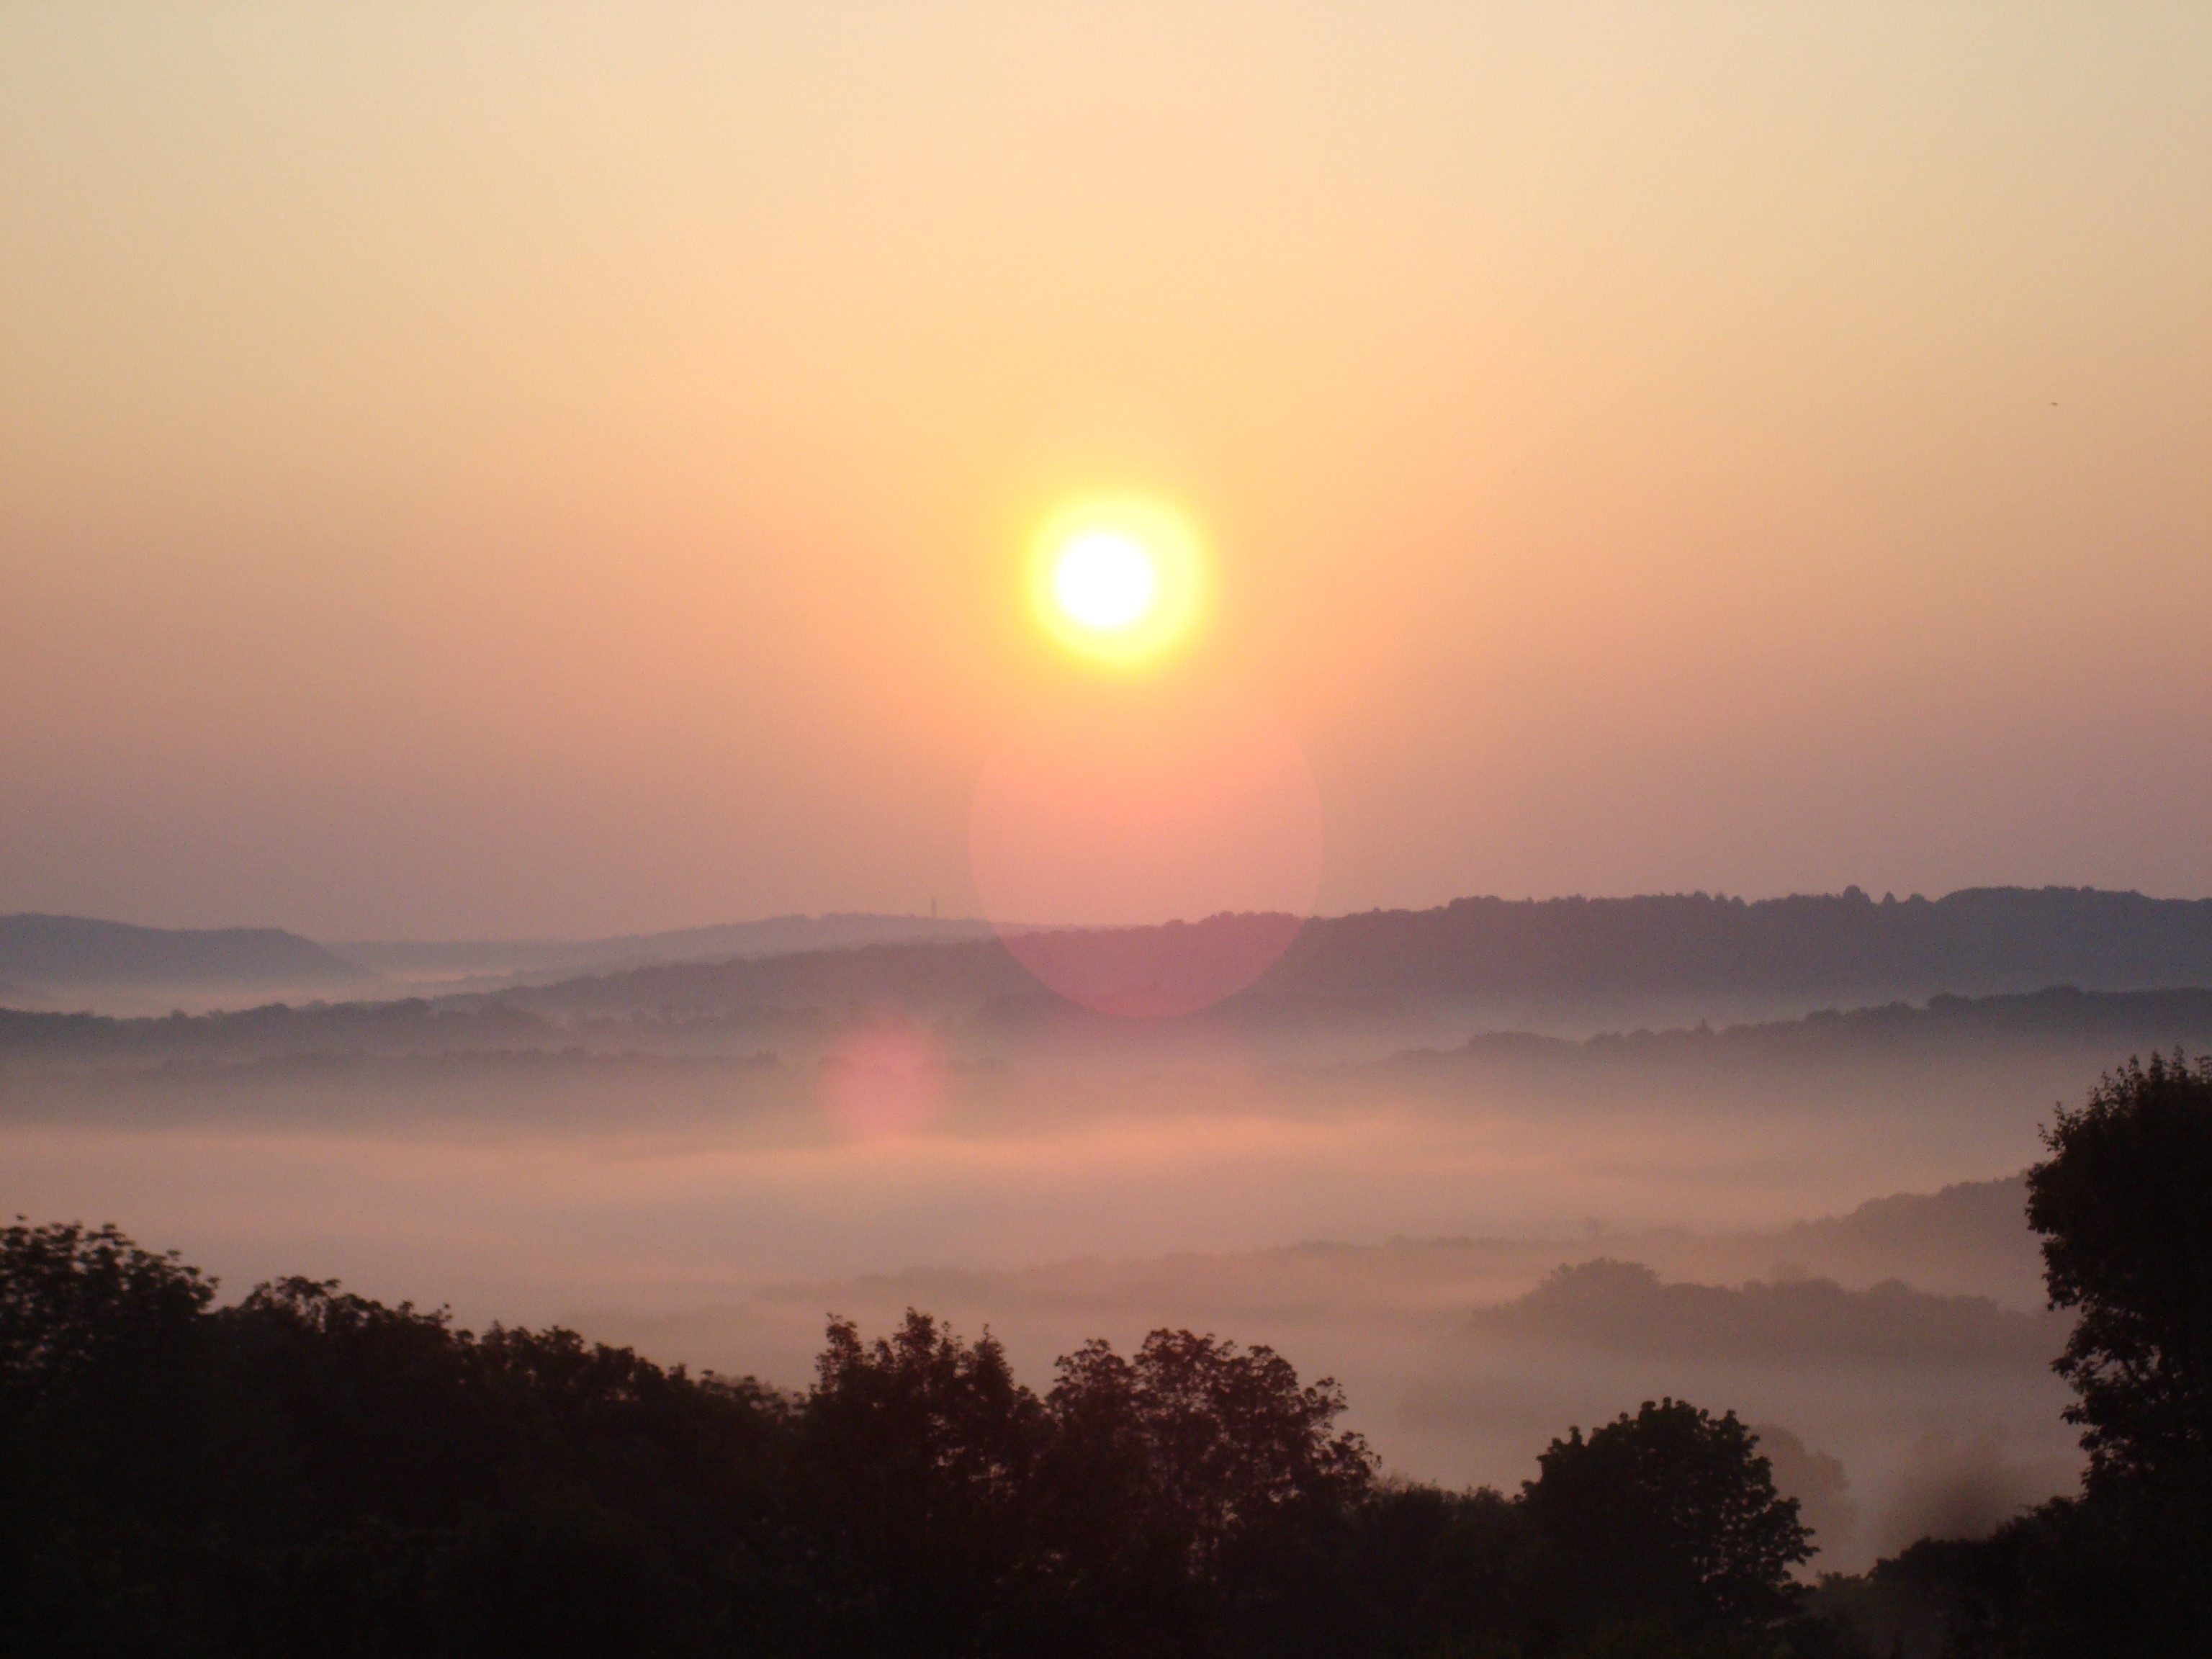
top-left (820, 1018), bottom-right (945, 1138)
top-left (970, 685), bottom-right (1323, 1017)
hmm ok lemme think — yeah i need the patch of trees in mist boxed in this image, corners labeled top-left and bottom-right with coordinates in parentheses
top-left (1475, 1259), bottom-right (2064, 1366)
top-left (0, 1000), bottom-right (806, 1067)
top-left (1389, 986), bottom-right (2212, 1074)
top-left (8, 984), bottom-right (2212, 1077)
top-left (6, 1054), bottom-right (2211, 1656)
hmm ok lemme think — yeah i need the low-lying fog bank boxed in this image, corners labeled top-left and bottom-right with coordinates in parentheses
top-left (6, 986), bottom-right (2169, 1575)
top-left (554, 1175), bottom-right (2069, 1575)
top-left (2, 987), bottom-right (2199, 1293)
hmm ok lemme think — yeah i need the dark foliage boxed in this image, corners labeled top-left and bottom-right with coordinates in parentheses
top-left (1815, 1053), bottom-right (2212, 1658)
top-left (1038, 1328), bottom-right (1377, 1656)
top-left (0, 1218), bottom-right (1840, 1658)
top-left (2028, 1051), bottom-right (2212, 1495)
top-left (0, 1220), bottom-right (793, 1658)
top-left (1521, 1400), bottom-right (1812, 1650)
top-left (797, 1312), bottom-right (1045, 1656)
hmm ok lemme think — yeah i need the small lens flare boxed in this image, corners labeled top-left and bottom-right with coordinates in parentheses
top-left (821, 1019), bottom-right (943, 1138)
top-left (1030, 497), bottom-right (1207, 669)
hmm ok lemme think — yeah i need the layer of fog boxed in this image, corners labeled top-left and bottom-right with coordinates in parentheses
top-left (6, 1002), bottom-right (2158, 1573)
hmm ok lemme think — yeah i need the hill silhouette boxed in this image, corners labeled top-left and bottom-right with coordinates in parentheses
top-left (468, 886), bottom-right (2212, 1022)
top-left (330, 912), bottom-right (996, 989)
top-left (1268, 886), bottom-right (2212, 999)
top-left (11, 886), bottom-right (2208, 1022)
top-left (0, 913), bottom-right (375, 996)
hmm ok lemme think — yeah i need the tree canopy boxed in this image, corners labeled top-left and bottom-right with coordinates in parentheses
top-left (1, 1217), bottom-right (1843, 1658)
top-left (2028, 1051), bottom-right (2212, 1495)
top-left (1523, 1398), bottom-right (1812, 1642)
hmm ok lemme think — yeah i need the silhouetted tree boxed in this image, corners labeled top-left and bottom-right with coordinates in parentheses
top-left (1043, 1328), bottom-right (1377, 1655)
top-left (2009, 1050), bottom-right (2212, 1650)
top-left (1050, 1329), bottom-right (1374, 1565)
top-left (2028, 1051), bottom-right (2212, 1494)
top-left (0, 1220), bottom-right (228, 1656)
top-left (799, 1310), bottom-right (1046, 1656)
top-left (1521, 1398), bottom-right (1811, 1648)
top-left (1347, 1479), bottom-right (1529, 1658)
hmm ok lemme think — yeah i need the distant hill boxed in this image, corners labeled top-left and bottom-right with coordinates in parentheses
top-left (0, 914), bottom-right (375, 997)
top-left (1264, 886), bottom-right (2212, 1001)
top-left (1759, 1174), bottom-right (2040, 1305)
top-left (468, 932), bottom-right (1035, 1017)
top-left (329, 913), bottom-right (997, 989)
top-left (12, 886), bottom-right (2211, 1023)
top-left (477, 886), bottom-right (2212, 1020)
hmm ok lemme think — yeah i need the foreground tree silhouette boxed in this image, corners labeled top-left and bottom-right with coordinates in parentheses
top-left (1043, 1329), bottom-right (1376, 1655)
top-left (0, 1221), bottom-right (231, 1653)
top-left (2029, 1051), bottom-right (2212, 1496)
top-left (1521, 1398), bottom-right (1812, 1649)
top-left (0, 1220), bottom-right (217, 1503)
top-left (2005, 1051), bottom-right (2212, 1652)
top-left (1815, 1055), bottom-right (2212, 1658)
top-left (801, 1311), bottom-right (1046, 1657)
top-left (6, 1217), bottom-right (1877, 1657)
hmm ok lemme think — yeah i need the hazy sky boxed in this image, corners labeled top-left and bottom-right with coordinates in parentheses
top-left (4, 2), bottom-right (2207, 938)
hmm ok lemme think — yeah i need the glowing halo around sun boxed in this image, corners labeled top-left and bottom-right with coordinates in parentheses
top-left (1029, 496), bottom-right (1208, 669)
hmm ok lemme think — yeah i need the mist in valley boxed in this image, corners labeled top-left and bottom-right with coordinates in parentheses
top-left (12, 909), bottom-right (2203, 1576)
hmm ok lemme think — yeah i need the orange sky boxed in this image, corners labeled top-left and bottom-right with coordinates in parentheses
top-left (3, 2), bottom-right (2208, 937)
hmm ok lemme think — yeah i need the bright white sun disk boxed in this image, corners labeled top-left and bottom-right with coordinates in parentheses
top-left (1052, 533), bottom-right (1156, 631)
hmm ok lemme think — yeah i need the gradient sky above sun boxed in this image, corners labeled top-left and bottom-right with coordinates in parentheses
top-left (1, 2), bottom-right (2208, 936)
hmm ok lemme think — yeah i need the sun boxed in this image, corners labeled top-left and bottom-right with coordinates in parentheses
top-left (1030, 496), bottom-right (1207, 668)
top-left (1053, 532), bottom-right (1156, 630)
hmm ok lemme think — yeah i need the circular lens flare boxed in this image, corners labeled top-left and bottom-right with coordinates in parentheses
top-left (1030, 497), bottom-right (1207, 669)
top-left (970, 686), bottom-right (1323, 1016)
top-left (1052, 533), bottom-right (1156, 631)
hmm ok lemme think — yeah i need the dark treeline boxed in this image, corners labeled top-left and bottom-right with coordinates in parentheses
top-left (1271, 888), bottom-right (2212, 1001)
top-left (6, 1056), bottom-right (2210, 1658)
top-left (0, 999), bottom-right (561, 1062)
top-left (0, 1232), bottom-right (1833, 1659)
top-left (9, 984), bottom-right (2212, 1072)
top-left (1396, 986), bottom-right (2212, 1074)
